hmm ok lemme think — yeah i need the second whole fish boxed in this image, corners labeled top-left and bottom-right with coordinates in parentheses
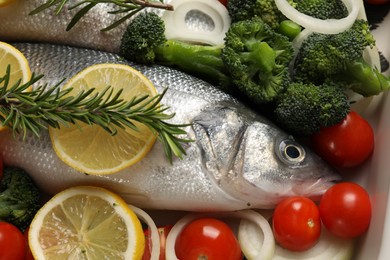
top-left (0, 43), bottom-right (340, 211)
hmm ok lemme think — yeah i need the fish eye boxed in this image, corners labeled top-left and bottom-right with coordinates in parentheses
top-left (277, 139), bottom-right (306, 166)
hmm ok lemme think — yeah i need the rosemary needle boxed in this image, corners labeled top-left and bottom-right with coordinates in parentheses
top-left (0, 65), bottom-right (191, 163)
top-left (29, 0), bottom-right (174, 31)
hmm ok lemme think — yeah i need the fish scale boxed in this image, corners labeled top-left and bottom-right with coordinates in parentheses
top-left (0, 43), bottom-right (340, 211)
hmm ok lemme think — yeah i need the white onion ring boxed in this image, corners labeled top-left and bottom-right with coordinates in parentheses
top-left (274, 0), bottom-right (360, 34)
top-left (128, 205), bottom-right (160, 260)
top-left (161, 0), bottom-right (231, 45)
top-left (165, 210), bottom-right (275, 260)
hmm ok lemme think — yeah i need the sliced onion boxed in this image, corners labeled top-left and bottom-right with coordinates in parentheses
top-left (128, 205), bottom-right (160, 260)
top-left (273, 227), bottom-right (354, 260)
top-left (161, 0), bottom-right (231, 45)
top-left (165, 210), bottom-right (275, 260)
top-left (274, 0), bottom-right (360, 34)
top-left (237, 210), bottom-right (275, 260)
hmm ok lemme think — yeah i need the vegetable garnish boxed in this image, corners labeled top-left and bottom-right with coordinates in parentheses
top-left (0, 222), bottom-right (26, 260)
top-left (29, 0), bottom-right (174, 31)
top-left (0, 65), bottom-right (190, 164)
top-left (275, 0), bottom-right (360, 34)
top-left (0, 167), bottom-right (41, 232)
top-left (28, 186), bottom-right (145, 259)
top-left (165, 210), bottom-right (274, 260)
top-left (161, 0), bottom-right (231, 46)
top-left (319, 182), bottom-right (372, 239)
top-left (175, 218), bottom-right (242, 260)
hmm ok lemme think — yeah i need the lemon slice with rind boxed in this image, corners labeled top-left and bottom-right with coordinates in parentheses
top-left (28, 186), bottom-right (145, 260)
top-left (0, 41), bottom-right (32, 131)
top-left (49, 63), bottom-right (157, 175)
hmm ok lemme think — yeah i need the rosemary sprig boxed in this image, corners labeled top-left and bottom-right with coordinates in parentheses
top-left (29, 0), bottom-right (174, 31)
top-left (0, 65), bottom-right (191, 162)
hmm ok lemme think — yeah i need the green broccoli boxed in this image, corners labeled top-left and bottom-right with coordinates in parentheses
top-left (292, 19), bottom-right (390, 96)
top-left (292, 0), bottom-right (348, 19)
top-left (227, 0), bottom-right (286, 29)
top-left (121, 13), bottom-right (294, 103)
top-left (0, 167), bottom-right (41, 231)
top-left (222, 17), bottom-right (294, 103)
top-left (274, 82), bottom-right (350, 136)
top-left (120, 12), bottom-right (231, 90)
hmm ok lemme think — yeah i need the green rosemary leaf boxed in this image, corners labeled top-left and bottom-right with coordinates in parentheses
top-left (29, 0), bottom-right (174, 31)
top-left (0, 67), bottom-right (191, 162)
top-left (101, 9), bottom-right (140, 31)
top-left (66, 2), bottom-right (97, 31)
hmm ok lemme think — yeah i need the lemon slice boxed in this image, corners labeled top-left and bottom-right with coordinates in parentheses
top-left (28, 186), bottom-right (145, 260)
top-left (49, 63), bottom-right (157, 175)
top-left (0, 41), bottom-right (32, 131)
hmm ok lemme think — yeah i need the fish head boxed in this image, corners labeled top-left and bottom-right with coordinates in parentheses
top-left (193, 101), bottom-right (341, 209)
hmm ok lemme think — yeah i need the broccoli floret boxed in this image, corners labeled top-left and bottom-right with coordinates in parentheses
top-left (222, 18), bottom-right (294, 103)
top-left (0, 167), bottom-right (41, 231)
top-left (121, 13), bottom-right (294, 103)
top-left (293, 19), bottom-right (390, 96)
top-left (120, 11), bottom-right (166, 65)
top-left (120, 12), bottom-right (231, 90)
top-left (294, 20), bottom-right (376, 83)
top-left (275, 82), bottom-right (350, 136)
top-left (227, 0), bottom-right (287, 29)
top-left (293, 0), bottom-right (348, 19)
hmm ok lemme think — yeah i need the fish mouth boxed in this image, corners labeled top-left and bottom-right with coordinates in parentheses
top-left (293, 174), bottom-right (341, 202)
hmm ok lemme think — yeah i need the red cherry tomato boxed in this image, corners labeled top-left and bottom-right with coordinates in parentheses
top-left (0, 222), bottom-right (26, 260)
top-left (175, 218), bottom-right (242, 260)
top-left (142, 225), bottom-right (172, 260)
top-left (319, 182), bottom-right (371, 239)
top-left (272, 197), bottom-right (321, 252)
top-left (218, 0), bottom-right (228, 6)
top-left (311, 111), bottom-right (374, 168)
top-left (364, 0), bottom-right (389, 5)
top-left (23, 227), bottom-right (34, 260)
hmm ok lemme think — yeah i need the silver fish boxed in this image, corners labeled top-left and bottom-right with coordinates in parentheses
top-left (0, 43), bottom-right (340, 211)
top-left (0, 0), bottom-right (133, 53)
top-left (0, 0), bottom-right (226, 53)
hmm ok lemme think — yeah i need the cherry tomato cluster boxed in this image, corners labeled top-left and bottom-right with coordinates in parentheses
top-left (273, 182), bottom-right (372, 251)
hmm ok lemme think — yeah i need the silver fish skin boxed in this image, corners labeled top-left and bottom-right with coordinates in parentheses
top-left (0, 43), bottom-right (340, 211)
top-left (0, 0), bottom-right (138, 53)
top-left (0, 0), bottom-right (217, 53)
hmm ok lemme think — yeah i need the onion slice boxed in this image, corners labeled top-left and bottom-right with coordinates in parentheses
top-left (238, 210), bottom-right (275, 260)
top-left (165, 210), bottom-right (275, 260)
top-left (274, 0), bottom-right (360, 34)
top-left (273, 227), bottom-right (354, 260)
top-left (128, 205), bottom-right (160, 260)
top-left (161, 0), bottom-right (231, 45)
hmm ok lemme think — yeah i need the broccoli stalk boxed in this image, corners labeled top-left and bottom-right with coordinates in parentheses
top-left (121, 13), bottom-right (294, 104)
top-left (345, 58), bottom-right (390, 96)
top-left (153, 40), bottom-right (231, 90)
top-left (120, 12), bottom-right (231, 90)
top-left (0, 167), bottom-right (41, 231)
